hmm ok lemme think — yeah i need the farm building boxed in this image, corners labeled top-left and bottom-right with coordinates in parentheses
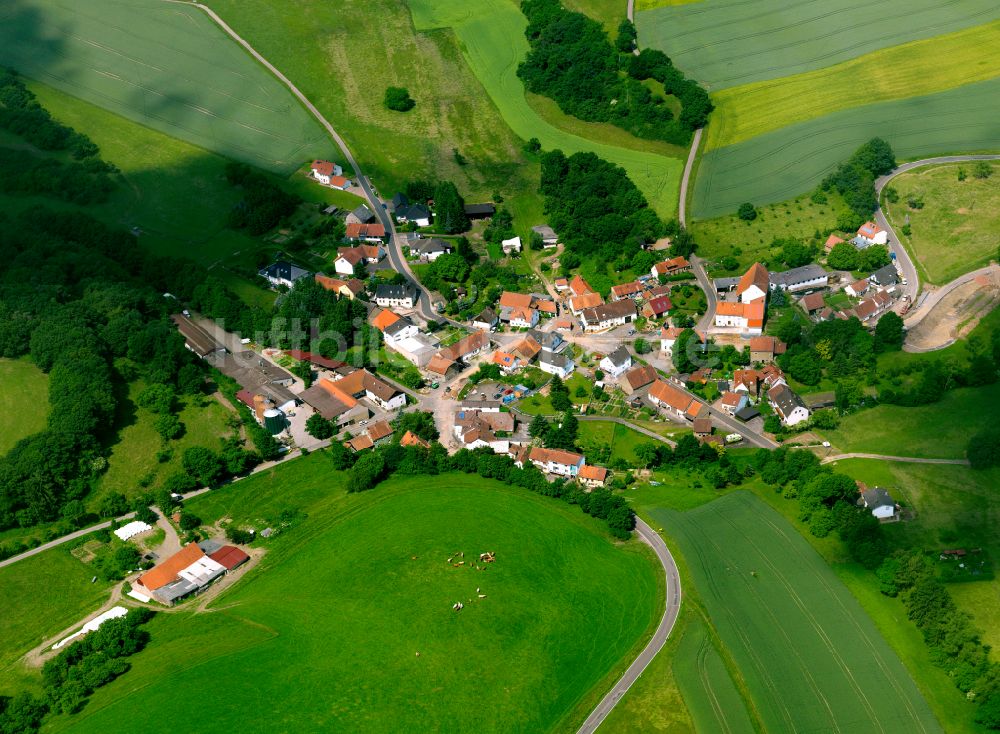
top-left (375, 284), bottom-right (417, 309)
top-left (620, 364), bottom-right (658, 394)
top-left (170, 314), bottom-right (225, 359)
top-left (465, 203), bottom-right (496, 220)
top-left (134, 544), bottom-right (227, 606)
top-left (580, 300), bottom-right (637, 332)
top-left (800, 292), bottom-right (825, 313)
top-left (714, 300), bottom-right (765, 335)
top-left (569, 275), bottom-right (595, 296)
top-left (501, 236), bottom-right (522, 253)
top-left (531, 224), bottom-right (558, 245)
top-left (749, 336), bottom-right (786, 363)
top-left (315, 274), bottom-right (365, 299)
top-left (344, 223), bottom-right (387, 243)
top-left (736, 263), bottom-right (769, 303)
top-left (769, 264), bottom-right (829, 292)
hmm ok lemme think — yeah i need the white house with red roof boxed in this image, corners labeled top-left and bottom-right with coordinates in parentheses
top-left (310, 160), bottom-right (351, 189)
top-left (855, 221), bottom-right (888, 247)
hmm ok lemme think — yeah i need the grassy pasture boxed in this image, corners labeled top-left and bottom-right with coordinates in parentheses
top-left (0, 547), bottom-right (113, 692)
top-left (884, 162), bottom-right (1000, 284)
top-left (636, 0), bottom-right (1000, 90)
top-left (408, 0), bottom-right (683, 218)
top-left (577, 420), bottom-right (651, 465)
top-left (706, 21), bottom-right (1000, 150)
top-left (652, 491), bottom-right (941, 734)
top-left (0, 358), bottom-right (49, 456)
top-left (48, 463), bottom-right (661, 733)
top-left (692, 77), bottom-right (1000, 219)
top-left (818, 382), bottom-right (1000, 459)
top-left (0, 0), bottom-right (334, 175)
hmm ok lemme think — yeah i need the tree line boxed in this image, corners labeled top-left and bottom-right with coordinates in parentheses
top-left (0, 608), bottom-right (155, 733)
top-left (820, 138), bottom-right (896, 232)
top-left (517, 2), bottom-right (710, 145)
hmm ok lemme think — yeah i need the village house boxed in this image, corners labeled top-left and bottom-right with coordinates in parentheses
top-left (769, 264), bottom-right (829, 293)
top-left (610, 281), bottom-right (644, 301)
top-left (643, 294), bottom-right (673, 319)
top-left (345, 420), bottom-right (394, 452)
top-left (600, 345), bottom-right (632, 378)
top-left (410, 238), bottom-right (452, 262)
top-left (472, 307), bottom-right (499, 331)
top-left (531, 224), bottom-right (559, 247)
top-left (692, 416), bottom-right (713, 438)
top-left (651, 256), bottom-right (691, 279)
top-left (491, 350), bottom-right (521, 374)
top-left (719, 391), bottom-right (748, 416)
top-left (569, 275), bottom-right (596, 297)
top-left (375, 283), bottom-right (417, 310)
top-left (315, 274), bottom-right (365, 299)
top-left (539, 350), bottom-right (575, 378)
top-left (824, 233), bottom-right (845, 252)
top-left (714, 300), bottom-right (765, 335)
top-left (620, 363), bottom-right (658, 394)
top-left (845, 278), bottom-right (871, 298)
top-left (553, 277), bottom-right (569, 292)
top-left (258, 260), bottom-right (312, 289)
top-left (732, 368), bottom-right (760, 396)
top-left (648, 379), bottom-right (703, 421)
top-left (569, 292), bottom-right (604, 315)
top-left (869, 264), bottom-right (900, 288)
top-left (400, 430), bottom-right (431, 449)
top-left (749, 336), bottom-right (786, 363)
top-left (425, 330), bottom-right (491, 378)
top-left (350, 204), bottom-right (376, 224)
top-left (580, 300), bottom-right (637, 332)
top-left (394, 202), bottom-right (432, 227)
top-left (858, 483), bottom-right (898, 521)
top-left (854, 289), bottom-right (893, 322)
top-left (453, 410), bottom-right (516, 452)
top-left (506, 306), bottom-right (539, 329)
top-left (577, 464), bottom-right (608, 489)
top-left (525, 447), bottom-right (585, 477)
top-left (310, 159), bottom-right (348, 187)
top-left (767, 383), bottom-right (810, 426)
top-left (855, 221), bottom-right (888, 247)
top-left (336, 244), bottom-right (384, 274)
top-left (344, 223), bottom-right (387, 243)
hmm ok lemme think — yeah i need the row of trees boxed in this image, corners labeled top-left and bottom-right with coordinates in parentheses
top-left (0, 69), bottom-right (101, 158)
top-left (0, 148), bottom-right (117, 205)
top-left (820, 138), bottom-right (896, 231)
top-left (225, 162), bottom-right (301, 235)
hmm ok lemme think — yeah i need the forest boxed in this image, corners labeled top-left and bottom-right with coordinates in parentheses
top-left (517, 1), bottom-right (710, 144)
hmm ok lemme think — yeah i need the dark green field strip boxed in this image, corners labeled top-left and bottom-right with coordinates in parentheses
top-left (0, 0), bottom-right (334, 174)
top-left (653, 492), bottom-right (942, 734)
top-left (672, 619), bottom-right (755, 734)
top-left (692, 76), bottom-right (1000, 219)
top-left (636, 0), bottom-right (1000, 89)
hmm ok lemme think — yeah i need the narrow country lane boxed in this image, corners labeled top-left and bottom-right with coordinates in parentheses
top-left (821, 453), bottom-right (969, 466)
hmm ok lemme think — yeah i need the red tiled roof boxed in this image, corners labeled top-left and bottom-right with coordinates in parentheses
top-left (400, 430), bottom-right (430, 449)
top-left (738, 263), bottom-right (769, 296)
top-left (209, 545), bottom-right (250, 570)
top-left (311, 160), bottom-right (335, 176)
top-left (499, 291), bottom-right (533, 309)
top-left (137, 544), bottom-right (206, 592)
top-left (569, 275), bottom-right (595, 296)
top-left (579, 465), bottom-right (608, 482)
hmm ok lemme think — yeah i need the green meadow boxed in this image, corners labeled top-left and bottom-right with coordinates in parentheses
top-left (0, 0), bottom-right (334, 174)
top-left (652, 491), bottom-right (941, 734)
top-left (40, 460), bottom-right (661, 732)
top-left (636, 0), bottom-right (1000, 90)
top-left (0, 358), bottom-right (49, 456)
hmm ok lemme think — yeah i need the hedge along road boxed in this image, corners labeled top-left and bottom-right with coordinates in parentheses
top-left (407, 0), bottom-right (683, 219)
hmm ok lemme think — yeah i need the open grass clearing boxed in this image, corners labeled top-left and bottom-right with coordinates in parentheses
top-left (47, 460), bottom-right (661, 732)
top-left (692, 76), bottom-right (1000, 219)
top-left (706, 21), bottom-right (1000, 151)
top-left (0, 546), bottom-right (114, 692)
top-left (817, 382), bottom-right (1000, 459)
top-left (884, 162), bottom-right (1000, 285)
top-left (561, 0), bottom-right (626, 32)
top-left (636, 0), bottom-right (1000, 90)
top-left (408, 0), bottom-right (683, 218)
top-left (651, 491), bottom-right (941, 734)
top-left (0, 0), bottom-right (333, 174)
top-left (577, 420), bottom-right (652, 465)
top-left (0, 358), bottom-right (49, 456)
top-left (95, 383), bottom-right (235, 505)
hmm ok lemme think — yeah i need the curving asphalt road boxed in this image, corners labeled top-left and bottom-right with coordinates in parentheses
top-left (875, 154), bottom-right (1000, 311)
top-left (577, 517), bottom-right (682, 734)
top-left (180, 2), bottom-right (440, 322)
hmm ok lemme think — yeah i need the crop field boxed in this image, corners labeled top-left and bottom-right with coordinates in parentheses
top-left (650, 491), bottom-right (941, 734)
top-left (48, 461), bottom-right (660, 732)
top-left (0, 0), bottom-right (334, 175)
top-left (691, 76), bottom-right (1000, 219)
top-left (408, 0), bottom-right (683, 218)
top-left (0, 358), bottom-right (49, 456)
top-left (0, 546), bottom-right (113, 691)
top-left (884, 162), bottom-right (1000, 284)
top-left (671, 618), bottom-right (755, 734)
top-left (636, 0), bottom-right (1000, 90)
top-left (705, 20), bottom-right (1000, 151)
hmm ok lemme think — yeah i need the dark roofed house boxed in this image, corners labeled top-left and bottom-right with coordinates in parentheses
top-left (258, 260), bottom-right (312, 289)
top-left (735, 404), bottom-right (761, 422)
top-left (351, 204), bottom-right (375, 224)
top-left (472, 307), bottom-right (499, 331)
top-left (870, 264), bottom-right (899, 287)
top-left (375, 283), bottom-right (417, 309)
top-left (769, 264), bottom-right (829, 292)
top-left (395, 203), bottom-right (432, 227)
top-left (390, 192), bottom-right (409, 212)
top-left (464, 203), bottom-right (496, 220)
top-left (412, 238), bottom-right (452, 261)
top-left (531, 224), bottom-right (558, 245)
